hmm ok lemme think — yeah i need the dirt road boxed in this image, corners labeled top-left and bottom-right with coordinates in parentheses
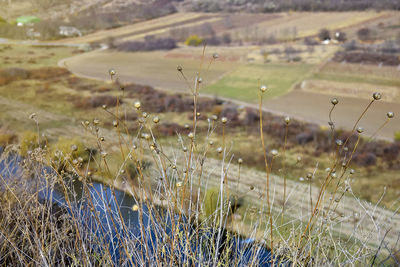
top-left (61, 50), bottom-right (400, 141)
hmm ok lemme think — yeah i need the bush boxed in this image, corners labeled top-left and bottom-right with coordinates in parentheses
top-left (395, 131), bottom-right (400, 142)
top-left (116, 37), bottom-right (177, 52)
top-left (185, 35), bottom-right (203, 46)
top-left (318, 28), bottom-right (331, 41)
top-left (0, 128), bottom-right (17, 146)
top-left (51, 137), bottom-right (88, 171)
top-left (20, 131), bottom-right (40, 155)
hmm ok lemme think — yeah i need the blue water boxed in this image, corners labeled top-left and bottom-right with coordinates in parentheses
top-left (0, 149), bottom-right (272, 266)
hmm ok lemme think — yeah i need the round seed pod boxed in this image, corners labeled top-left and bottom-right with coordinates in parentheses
top-left (306, 172), bottom-right (312, 179)
top-left (188, 132), bottom-right (194, 139)
top-left (177, 66), bottom-right (183, 72)
top-left (213, 53), bottom-right (219, 59)
top-left (271, 149), bottom-right (278, 157)
top-left (349, 169), bottom-right (355, 175)
top-left (331, 98), bottom-right (338, 105)
top-left (93, 119), bottom-right (100, 125)
top-left (134, 101), bottom-right (141, 109)
top-left (260, 85), bottom-right (267, 92)
top-left (132, 204), bottom-right (139, 211)
top-left (373, 92), bottom-right (381, 100)
top-left (284, 116), bottom-right (290, 124)
top-left (211, 115), bottom-right (218, 121)
top-left (176, 181), bottom-right (183, 187)
top-left (153, 116), bottom-right (160, 123)
top-left (387, 112), bottom-right (394, 119)
top-left (198, 77), bottom-right (202, 84)
top-left (100, 137), bottom-right (105, 142)
top-left (238, 158), bottom-right (243, 164)
top-left (250, 185), bottom-right (254, 190)
top-left (356, 127), bottom-right (363, 134)
top-left (221, 117), bottom-right (228, 124)
top-left (109, 69), bottom-right (116, 76)
top-left (336, 139), bottom-right (343, 146)
top-left (209, 140), bottom-right (214, 146)
top-left (113, 120), bottom-right (118, 127)
top-left (184, 124), bottom-right (190, 129)
top-left (71, 144), bottom-right (78, 152)
top-left (217, 147), bottom-right (223, 153)
top-left (142, 112), bottom-right (148, 118)
top-left (102, 104), bottom-right (107, 109)
top-left (101, 151), bottom-right (107, 158)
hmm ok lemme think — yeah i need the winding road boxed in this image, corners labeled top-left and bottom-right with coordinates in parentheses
top-left (60, 49), bottom-right (400, 141)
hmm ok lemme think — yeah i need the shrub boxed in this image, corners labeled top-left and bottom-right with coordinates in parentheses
top-left (0, 128), bottom-right (17, 146)
top-left (116, 37), bottom-right (177, 52)
top-left (20, 131), bottom-right (40, 155)
top-left (51, 137), bottom-right (87, 171)
top-left (318, 28), bottom-right (330, 41)
top-left (185, 35), bottom-right (203, 46)
top-left (74, 95), bottom-right (121, 109)
top-left (395, 131), bottom-right (400, 142)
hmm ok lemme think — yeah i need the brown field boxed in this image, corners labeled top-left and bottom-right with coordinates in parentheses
top-left (264, 90), bottom-right (400, 141)
top-left (61, 48), bottom-right (242, 91)
top-left (57, 11), bottom-right (392, 45)
top-left (300, 79), bottom-right (400, 102)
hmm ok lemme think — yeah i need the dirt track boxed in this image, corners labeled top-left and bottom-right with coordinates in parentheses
top-left (61, 51), bottom-right (400, 141)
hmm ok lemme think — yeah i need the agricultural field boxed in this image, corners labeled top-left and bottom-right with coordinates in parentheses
top-left (61, 48), bottom-right (242, 91)
top-left (58, 11), bottom-right (392, 44)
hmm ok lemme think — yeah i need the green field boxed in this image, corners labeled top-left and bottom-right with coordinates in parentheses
top-left (204, 62), bottom-right (314, 102)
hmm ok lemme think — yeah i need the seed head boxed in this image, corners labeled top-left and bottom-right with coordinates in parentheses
top-left (153, 116), bottom-right (160, 123)
top-left (113, 120), bottom-right (118, 127)
top-left (198, 77), bottom-right (202, 84)
top-left (373, 92), bottom-right (381, 100)
top-left (356, 127), bottom-right (363, 134)
top-left (331, 98), bottom-right (338, 105)
top-left (343, 147), bottom-right (348, 152)
top-left (249, 185), bottom-right (254, 190)
top-left (238, 158), bottom-right (243, 164)
top-left (213, 53), bottom-right (219, 59)
top-left (71, 144), bottom-right (78, 152)
top-left (177, 65), bottom-right (183, 72)
top-left (29, 113), bottom-right (37, 120)
top-left (209, 140), bottom-right (214, 146)
top-left (176, 181), bottom-right (183, 187)
top-left (284, 116), bottom-right (290, 124)
top-left (271, 149), bottom-right (278, 157)
top-left (325, 167), bottom-right (331, 172)
top-left (306, 172), bottom-right (312, 179)
top-left (183, 147), bottom-right (188, 152)
top-left (299, 177), bottom-right (305, 182)
top-left (100, 137), bottom-right (105, 142)
top-left (93, 119), bottom-right (100, 125)
top-left (188, 132), bottom-right (194, 139)
top-left (217, 147), bottom-right (223, 153)
top-left (132, 204), bottom-right (139, 211)
top-left (297, 156), bottom-right (302, 162)
top-left (102, 104), bottom-right (107, 109)
top-left (142, 112), bottom-right (148, 118)
top-left (331, 173), bottom-right (337, 178)
top-left (196, 112), bottom-right (201, 117)
top-left (260, 85), bottom-right (267, 92)
top-left (134, 101), bottom-right (141, 109)
top-left (184, 124), bottom-right (190, 129)
top-left (101, 151), bottom-right (107, 158)
top-left (211, 115), bottom-right (218, 121)
top-left (336, 139), bottom-right (343, 146)
top-left (142, 133), bottom-right (151, 140)
top-left (349, 169), bottom-right (355, 175)
top-left (387, 112), bottom-right (394, 119)
top-left (109, 69), bottom-right (116, 76)
top-left (221, 117), bottom-right (228, 124)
